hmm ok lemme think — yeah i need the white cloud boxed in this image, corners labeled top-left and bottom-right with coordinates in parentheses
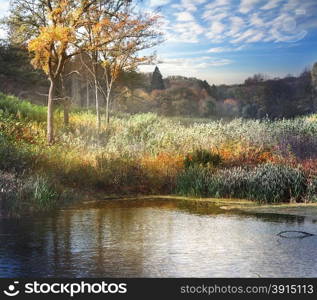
top-left (203, 0), bottom-right (231, 22)
top-left (261, 0), bottom-right (283, 10)
top-left (269, 13), bottom-right (308, 42)
top-left (211, 21), bottom-right (226, 34)
top-left (245, 32), bottom-right (264, 42)
top-left (231, 28), bottom-right (259, 43)
top-left (172, 0), bottom-right (207, 12)
top-left (207, 45), bottom-right (245, 53)
top-left (153, 0), bottom-right (317, 48)
top-left (169, 21), bottom-right (205, 43)
top-left (138, 55), bottom-right (233, 85)
top-left (149, 56), bottom-right (232, 68)
top-left (250, 13), bottom-right (266, 27)
top-left (148, 0), bottom-right (171, 7)
top-left (0, 1), bottom-right (9, 18)
top-left (226, 16), bottom-right (246, 37)
top-left (174, 11), bottom-right (195, 21)
top-left (239, 0), bottom-right (262, 14)
top-left (141, 0), bottom-right (317, 84)
top-left (207, 47), bottom-right (229, 53)
top-left (205, 0), bottom-right (231, 10)
top-left (203, 11), bottom-right (229, 22)
top-left (206, 21), bottom-right (226, 41)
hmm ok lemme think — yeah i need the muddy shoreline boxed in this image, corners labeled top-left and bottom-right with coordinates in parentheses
top-left (99, 195), bottom-right (317, 220)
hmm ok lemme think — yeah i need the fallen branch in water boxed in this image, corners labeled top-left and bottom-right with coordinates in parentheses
top-left (277, 231), bottom-right (315, 239)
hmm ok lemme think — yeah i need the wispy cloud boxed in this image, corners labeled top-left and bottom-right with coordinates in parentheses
top-left (148, 0), bottom-right (171, 8)
top-left (0, 0), bottom-right (9, 18)
top-left (159, 56), bottom-right (232, 67)
top-left (204, 0), bottom-right (231, 11)
top-left (174, 11), bottom-right (195, 21)
top-left (261, 0), bottom-right (283, 10)
top-left (166, 0), bottom-right (317, 45)
top-left (206, 21), bottom-right (226, 41)
top-left (139, 55), bottom-right (234, 84)
top-left (207, 45), bottom-right (245, 53)
top-left (239, 0), bottom-right (262, 14)
top-left (172, 0), bottom-right (207, 12)
top-left (142, 0), bottom-right (316, 84)
top-left (168, 21), bottom-right (205, 43)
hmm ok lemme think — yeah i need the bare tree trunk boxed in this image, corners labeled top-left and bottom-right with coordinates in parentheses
top-left (105, 90), bottom-right (110, 126)
top-left (105, 79), bottom-right (113, 127)
top-left (64, 98), bottom-right (69, 126)
top-left (47, 78), bottom-right (55, 144)
top-left (86, 80), bottom-right (90, 109)
top-left (95, 78), bottom-right (101, 133)
top-left (60, 74), bottom-right (69, 127)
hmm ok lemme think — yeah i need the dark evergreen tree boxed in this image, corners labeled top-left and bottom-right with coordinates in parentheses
top-left (151, 66), bottom-right (165, 91)
top-left (200, 80), bottom-right (212, 95)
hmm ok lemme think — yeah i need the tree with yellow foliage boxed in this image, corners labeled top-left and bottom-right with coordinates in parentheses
top-left (8, 0), bottom-right (99, 143)
top-left (7, 0), bottom-right (162, 143)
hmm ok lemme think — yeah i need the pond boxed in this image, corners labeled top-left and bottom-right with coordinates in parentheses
top-left (1, 198), bottom-right (317, 277)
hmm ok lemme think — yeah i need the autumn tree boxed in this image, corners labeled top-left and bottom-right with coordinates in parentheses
top-left (80, 1), bottom-right (162, 130)
top-left (6, 0), bottom-right (103, 143)
top-left (79, 0), bottom-right (124, 132)
top-left (98, 12), bottom-right (161, 125)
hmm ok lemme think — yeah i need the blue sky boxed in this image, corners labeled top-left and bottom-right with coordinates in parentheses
top-left (0, 0), bottom-right (316, 84)
top-left (139, 0), bottom-right (317, 84)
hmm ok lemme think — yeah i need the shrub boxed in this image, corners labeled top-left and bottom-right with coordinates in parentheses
top-left (95, 154), bottom-right (146, 193)
top-left (306, 177), bottom-right (317, 202)
top-left (175, 166), bottom-right (211, 197)
top-left (0, 173), bottom-right (61, 216)
top-left (0, 133), bottom-right (33, 173)
top-left (141, 153), bottom-right (184, 193)
top-left (184, 149), bottom-right (222, 169)
top-left (245, 164), bottom-right (307, 203)
top-left (23, 175), bottom-right (59, 211)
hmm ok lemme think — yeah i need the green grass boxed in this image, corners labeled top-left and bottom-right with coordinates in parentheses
top-left (0, 92), bottom-right (47, 122)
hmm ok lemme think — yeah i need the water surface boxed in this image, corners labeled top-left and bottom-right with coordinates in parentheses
top-left (1, 199), bottom-right (317, 277)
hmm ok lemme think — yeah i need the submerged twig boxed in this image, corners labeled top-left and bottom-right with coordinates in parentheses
top-left (277, 231), bottom-right (315, 239)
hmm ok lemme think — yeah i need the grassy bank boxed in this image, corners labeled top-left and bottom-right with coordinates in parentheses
top-left (0, 93), bottom-right (317, 216)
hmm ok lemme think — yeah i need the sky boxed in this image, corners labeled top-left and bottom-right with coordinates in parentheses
top-left (138, 0), bottom-right (317, 84)
top-left (0, 0), bottom-right (317, 84)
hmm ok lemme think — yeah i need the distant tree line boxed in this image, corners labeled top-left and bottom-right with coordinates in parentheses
top-left (215, 70), bottom-right (316, 119)
top-left (1, 37), bottom-right (317, 121)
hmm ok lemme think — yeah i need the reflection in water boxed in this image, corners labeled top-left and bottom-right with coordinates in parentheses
top-left (1, 199), bottom-right (317, 277)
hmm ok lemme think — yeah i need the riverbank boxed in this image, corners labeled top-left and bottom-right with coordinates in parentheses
top-left (99, 195), bottom-right (317, 220)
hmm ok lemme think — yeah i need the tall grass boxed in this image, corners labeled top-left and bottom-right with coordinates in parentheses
top-left (0, 93), bottom-right (317, 211)
top-left (175, 164), bottom-right (307, 203)
top-left (0, 171), bottom-right (67, 216)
